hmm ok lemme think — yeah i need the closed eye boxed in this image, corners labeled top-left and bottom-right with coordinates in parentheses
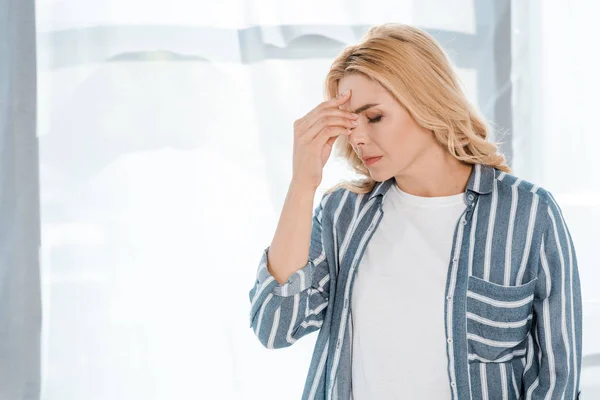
top-left (368, 116), bottom-right (382, 123)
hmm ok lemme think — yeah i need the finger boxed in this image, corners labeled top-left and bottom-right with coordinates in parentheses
top-left (319, 89), bottom-right (352, 109)
top-left (329, 89), bottom-right (352, 107)
top-left (307, 109), bottom-right (359, 130)
top-left (314, 126), bottom-right (350, 148)
top-left (303, 89), bottom-right (352, 124)
top-left (322, 135), bottom-right (339, 152)
top-left (304, 116), bottom-right (358, 141)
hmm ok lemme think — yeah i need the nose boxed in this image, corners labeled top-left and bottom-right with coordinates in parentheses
top-left (347, 123), bottom-right (368, 150)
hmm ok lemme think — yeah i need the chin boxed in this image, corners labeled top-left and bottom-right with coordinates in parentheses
top-left (367, 170), bottom-right (391, 183)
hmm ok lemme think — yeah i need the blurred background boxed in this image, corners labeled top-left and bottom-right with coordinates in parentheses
top-left (1, 0), bottom-right (599, 399)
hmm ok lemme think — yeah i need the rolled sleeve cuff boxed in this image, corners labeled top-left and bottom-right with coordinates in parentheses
top-left (255, 246), bottom-right (314, 297)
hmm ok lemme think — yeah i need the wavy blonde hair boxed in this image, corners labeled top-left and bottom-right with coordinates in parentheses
top-left (323, 23), bottom-right (511, 195)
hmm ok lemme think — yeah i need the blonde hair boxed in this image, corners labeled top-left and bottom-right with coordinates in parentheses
top-left (323, 23), bottom-right (511, 195)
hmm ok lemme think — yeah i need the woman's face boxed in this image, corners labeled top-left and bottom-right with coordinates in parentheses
top-left (337, 73), bottom-right (436, 181)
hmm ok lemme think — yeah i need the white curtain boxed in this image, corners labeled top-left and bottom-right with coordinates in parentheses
top-left (31, 0), bottom-right (598, 398)
top-left (511, 0), bottom-right (600, 396)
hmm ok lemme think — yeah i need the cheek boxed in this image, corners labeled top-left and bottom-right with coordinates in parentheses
top-left (379, 120), bottom-right (410, 147)
top-left (378, 121), bottom-right (421, 159)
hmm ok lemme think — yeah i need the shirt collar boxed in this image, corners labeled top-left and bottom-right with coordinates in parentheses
top-left (368, 163), bottom-right (495, 201)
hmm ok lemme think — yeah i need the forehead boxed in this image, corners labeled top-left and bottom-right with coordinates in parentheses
top-left (337, 74), bottom-right (391, 110)
top-left (338, 73), bottom-right (383, 93)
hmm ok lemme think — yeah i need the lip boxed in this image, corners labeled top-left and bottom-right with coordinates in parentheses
top-left (362, 156), bottom-right (382, 166)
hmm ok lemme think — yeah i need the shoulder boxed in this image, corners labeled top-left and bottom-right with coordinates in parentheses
top-left (316, 183), bottom-right (374, 224)
top-left (493, 169), bottom-right (564, 233)
top-left (494, 169), bottom-right (556, 208)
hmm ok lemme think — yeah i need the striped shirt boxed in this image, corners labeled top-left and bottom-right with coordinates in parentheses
top-left (249, 163), bottom-right (583, 400)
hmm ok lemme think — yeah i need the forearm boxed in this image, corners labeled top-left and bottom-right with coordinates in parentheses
top-left (267, 181), bottom-right (317, 285)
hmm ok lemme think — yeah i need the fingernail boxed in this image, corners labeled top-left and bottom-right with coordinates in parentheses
top-left (351, 120), bottom-right (359, 125)
top-left (352, 113), bottom-right (359, 118)
top-left (340, 90), bottom-right (350, 97)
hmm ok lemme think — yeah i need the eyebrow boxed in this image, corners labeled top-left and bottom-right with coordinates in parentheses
top-left (349, 103), bottom-right (380, 114)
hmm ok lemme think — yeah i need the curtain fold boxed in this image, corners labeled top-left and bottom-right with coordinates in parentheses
top-left (0, 0), bottom-right (42, 398)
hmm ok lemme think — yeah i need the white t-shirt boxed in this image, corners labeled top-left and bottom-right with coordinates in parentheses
top-left (351, 181), bottom-right (468, 399)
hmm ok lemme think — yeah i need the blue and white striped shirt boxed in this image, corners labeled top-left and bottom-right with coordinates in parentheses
top-left (249, 163), bottom-right (583, 399)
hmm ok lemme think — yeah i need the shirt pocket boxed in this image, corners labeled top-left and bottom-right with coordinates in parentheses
top-left (465, 275), bottom-right (538, 363)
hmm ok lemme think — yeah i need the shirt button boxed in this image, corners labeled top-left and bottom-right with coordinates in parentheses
top-left (450, 382), bottom-right (456, 387)
top-left (461, 219), bottom-right (467, 226)
top-left (468, 194), bottom-right (474, 201)
top-left (446, 295), bottom-right (452, 300)
top-left (447, 338), bottom-right (453, 344)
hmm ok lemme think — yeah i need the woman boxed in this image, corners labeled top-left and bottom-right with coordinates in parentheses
top-left (249, 23), bottom-right (582, 400)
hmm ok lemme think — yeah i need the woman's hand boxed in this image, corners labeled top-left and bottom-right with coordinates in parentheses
top-left (291, 90), bottom-right (359, 190)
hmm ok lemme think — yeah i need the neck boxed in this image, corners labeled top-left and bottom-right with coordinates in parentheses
top-left (393, 144), bottom-right (473, 198)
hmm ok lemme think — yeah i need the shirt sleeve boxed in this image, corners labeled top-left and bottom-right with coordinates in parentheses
top-left (525, 191), bottom-right (583, 399)
top-left (248, 192), bottom-right (333, 349)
